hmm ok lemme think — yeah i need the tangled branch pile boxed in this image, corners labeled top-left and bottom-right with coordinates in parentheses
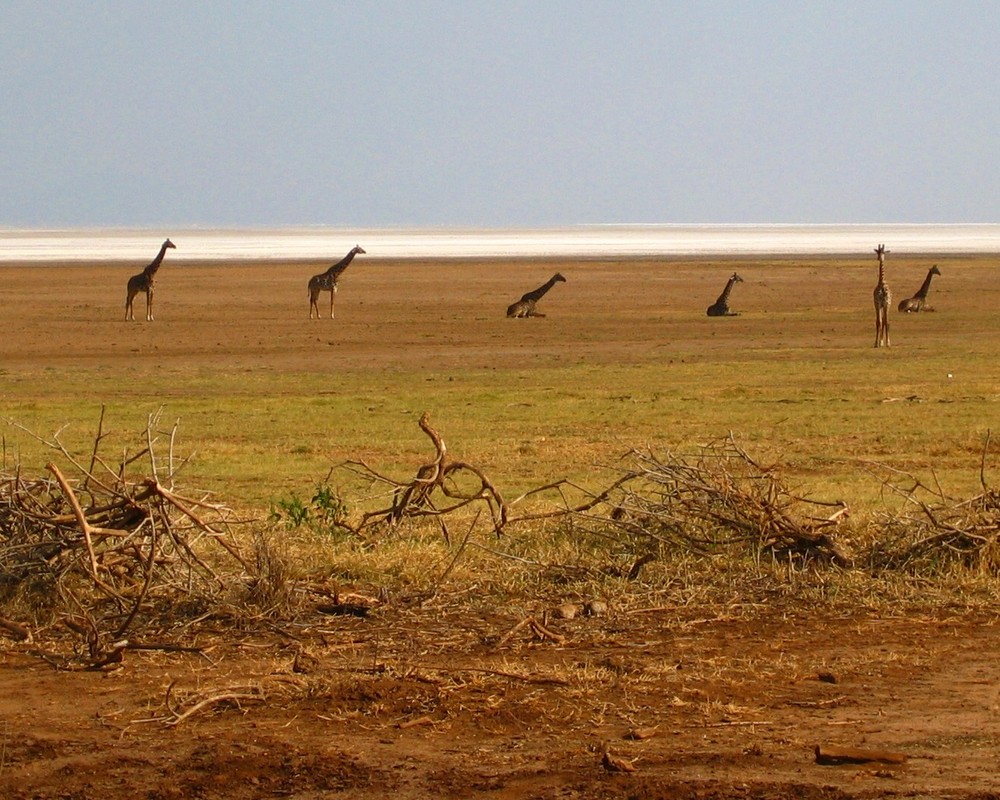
top-left (6, 407), bottom-right (999, 661)
top-left (867, 439), bottom-right (1000, 573)
top-left (330, 420), bottom-right (851, 566)
top-left (513, 436), bottom-right (852, 568)
top-left (0, 411), bottom-right (251, 649)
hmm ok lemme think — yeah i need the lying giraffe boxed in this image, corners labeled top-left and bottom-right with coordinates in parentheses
top-left (308, 245), bottom-right (366, 319)
top-left (506, 273), bottom-right (566, 318)
top-left (873, 244), bottom-right (891, 347)
top-left (897, 265), bottom-right (941, 312)
top-left (706, 272), bottom-right (743, 317)
top-left (125, 238), bottom-right (175, 321)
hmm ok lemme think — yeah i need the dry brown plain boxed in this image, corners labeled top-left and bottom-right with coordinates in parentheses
top-left (2, 254), bottom-right (1000, 799)
top-left (3, 253), bottom-right (997, 374)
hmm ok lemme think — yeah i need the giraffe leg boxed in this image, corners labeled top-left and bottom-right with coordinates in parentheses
top-left (146, 289), bottom-right (154, 322)
top-left (875, 310), bottom-right (890, 347)
top-left (330, 289), bottom-right (336, 319)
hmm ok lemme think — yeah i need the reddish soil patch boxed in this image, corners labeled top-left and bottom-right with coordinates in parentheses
top-left (3, 607), bottom-right (999, 799)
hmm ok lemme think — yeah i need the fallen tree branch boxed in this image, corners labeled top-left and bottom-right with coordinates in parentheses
top-left (164, 686), bottom-right (266, 726)
top-left (340, 412), bottom-right (508, 538)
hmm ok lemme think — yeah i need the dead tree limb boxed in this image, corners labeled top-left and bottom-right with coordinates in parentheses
top-left (342, 412), bottom-right (508, 537)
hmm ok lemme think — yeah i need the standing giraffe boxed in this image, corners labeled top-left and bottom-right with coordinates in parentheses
top-left (706, 272), bottom-right (743, 317)
top-left (505, 273), bottom-right (566, 318)
top-left (897, 265), bottom-right (941, 313)
top-left (125, 238), bottom-right (175, 321)
top-left (873, 244), bottom-right (891, 347)
top-left (308, 245), bottom-right (366, 319)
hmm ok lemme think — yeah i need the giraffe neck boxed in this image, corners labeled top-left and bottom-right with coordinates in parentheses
top-left (720, 277), bottom-right (737, 302)
top-left (535, 277), bottom-right (559, 299)
top-left (525, 276), bottom-right (559, 303)
top-left (323, 247), bottom-right (360, 279)
top-left (144, 241), bottom-right (171, 277)
top-left (915, 268), bottom-right (936, 298)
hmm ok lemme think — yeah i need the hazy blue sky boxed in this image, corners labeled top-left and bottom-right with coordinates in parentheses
top-left (2, 2), bottom-right (998, 227)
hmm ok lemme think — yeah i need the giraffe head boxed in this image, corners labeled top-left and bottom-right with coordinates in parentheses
top-left (164, 238), bottom-right (176, 250)
top-left (353, 245), bottom-right (366, 255)
top-left (552, 272), bottom-right (567, 283)
top-left (874, 244), bottom-right (888, 262)
top-left (929, 264), bottom-right (941, 277)
top-left (730, 272), bottom-right (743, 283)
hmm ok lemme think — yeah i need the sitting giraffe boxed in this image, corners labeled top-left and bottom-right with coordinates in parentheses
top-left (706, 272), bottom-right (743, 317)
top-left (308, 245), bottom-right (366, 319)
top-left (897, 265), bottom-right (941, 312)
top-left (506, 273), bottom-right (566, 318)
top-left (873, 244), bottom-right (891, 347)
top-left (125, 238), bottom-right (175, 321)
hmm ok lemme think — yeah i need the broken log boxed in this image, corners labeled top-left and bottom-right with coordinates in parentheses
top-left (814, 744), bottom-right (907, 766)
top-left (0, 616), bottom-right (30, 641)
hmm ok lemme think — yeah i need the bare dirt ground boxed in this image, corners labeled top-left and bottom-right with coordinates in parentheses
top-left (3, 254), bottom-right (1000, 798)
top-left (3, 608), bottom-right (1000, 799)
top-left (2, 253), bottom-right (996, 374)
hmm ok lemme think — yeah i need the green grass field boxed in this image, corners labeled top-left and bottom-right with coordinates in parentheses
top-left (4, 341), bottom-right (997, 518)
top-left (2, 255), bottom-right (998, 520)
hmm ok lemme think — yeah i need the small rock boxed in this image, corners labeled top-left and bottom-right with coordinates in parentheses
top-left (584, 600), bottom-right (608, 617)
top-left (293, 650), bottom-right (320, 674)
top-left (599, 655), bottom-right (641, 675)
top-left (553, 603), bottom-right (583, 620)
top-left (602, 750), bottom-right (637, 773)
top-left (624, 726), bottom-right (658, 740)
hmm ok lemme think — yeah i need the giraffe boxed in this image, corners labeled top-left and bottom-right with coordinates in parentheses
top-left (125, 238), bottom-right (175, 321)
top-left (897, 265), bottom-right (941, 313)
top-left (308, 245), bottom-right (366, 319)
top-left (505, 273), bottom-right (566, 318)
top-left (706, 272), bottom-right (743, 317)
top-left (873, 244), bottom-right (891, 347)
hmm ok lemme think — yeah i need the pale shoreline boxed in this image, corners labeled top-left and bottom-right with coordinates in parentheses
top-left (1, 223), bottom-right (999, 261)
